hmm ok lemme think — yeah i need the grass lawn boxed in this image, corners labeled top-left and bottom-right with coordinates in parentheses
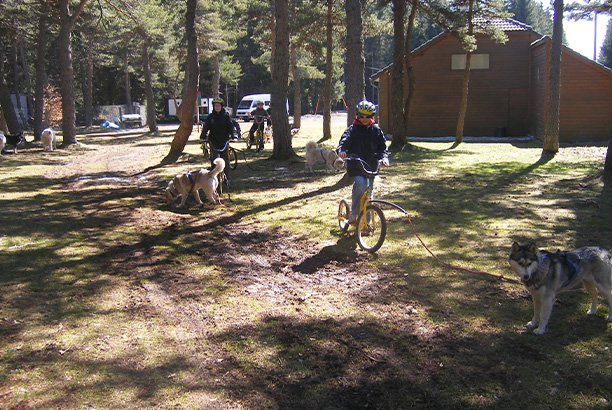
top-left (0, 120), bottom-right (611, 409)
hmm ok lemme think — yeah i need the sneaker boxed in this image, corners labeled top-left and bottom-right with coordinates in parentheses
top-left (348, 215), bottom-right (357, 225)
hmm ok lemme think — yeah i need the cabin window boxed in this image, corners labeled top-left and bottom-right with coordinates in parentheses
top-left (451, 53), bottom-right (490, 70)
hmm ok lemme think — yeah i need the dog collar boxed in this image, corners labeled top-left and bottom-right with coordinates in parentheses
top-left (522, 274), bottom-right (544, 289)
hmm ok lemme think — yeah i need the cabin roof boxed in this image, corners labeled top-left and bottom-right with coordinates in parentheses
top-left (372, 17), bottom-right (536, 78)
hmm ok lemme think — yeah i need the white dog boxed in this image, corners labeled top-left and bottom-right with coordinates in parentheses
top-left (164, 158), bottom-right (225, 208)
top-left (41, 128), bottom-right (57, 151)
top-left (304, 141), bottom-right (344, 173)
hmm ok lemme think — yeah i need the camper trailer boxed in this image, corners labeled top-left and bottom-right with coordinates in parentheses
top-left (168, 96), bottom-right (232, 121)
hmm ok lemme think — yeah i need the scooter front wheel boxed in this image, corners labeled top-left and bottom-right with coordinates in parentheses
top-left (356, 205), bottom-right (386, 253)
top-left (228, 147), bottom-right (237, 170)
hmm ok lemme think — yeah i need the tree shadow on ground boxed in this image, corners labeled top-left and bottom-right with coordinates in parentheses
top-left (2, 134), bottom-right (611, 409)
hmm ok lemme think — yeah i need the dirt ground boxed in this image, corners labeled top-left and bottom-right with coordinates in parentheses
top-left (0, 124), bottom-right (431, 409)
top-left (2, 122), bottom-right (611, 409)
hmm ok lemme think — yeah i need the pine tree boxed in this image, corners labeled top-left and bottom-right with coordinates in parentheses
top-left (506, 0), bottom-right (554, 36)
top-left (599, 18), bottom-right (612, 67)
top-left (507, 0), bottom-right (533, 24)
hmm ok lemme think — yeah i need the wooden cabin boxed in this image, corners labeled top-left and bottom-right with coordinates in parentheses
top-left (372, 18), bottom-right (612, 142)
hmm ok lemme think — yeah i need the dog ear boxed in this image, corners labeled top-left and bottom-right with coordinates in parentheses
top-left (511, 242), bottom-right (521, 252)
top-left (528, 242), bottom-right (538, 253)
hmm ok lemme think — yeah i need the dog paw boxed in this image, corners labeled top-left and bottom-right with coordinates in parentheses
top-left (533, 328), bottom-right (546, 335)
top-left (526, 321), bottom-right (537, 328)
top-left (587, 308), bottom-right (598, 316)
top-left (606, 314), bottom-right (612, 321)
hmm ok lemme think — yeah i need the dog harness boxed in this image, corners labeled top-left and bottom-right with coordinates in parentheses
top-left (557, 251), bottom-right (579, 289)
top-left (533, 252), bottom-right (580, 290)
top-left (186, 170), bottom-right (199, 194)
top-left (320, 149), bottom-right (328, 161)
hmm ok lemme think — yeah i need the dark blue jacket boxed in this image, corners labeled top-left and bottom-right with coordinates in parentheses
top-left (337, 120), bottom-right (388, 177)
top-left (200, 109), bottom-right (235, 149)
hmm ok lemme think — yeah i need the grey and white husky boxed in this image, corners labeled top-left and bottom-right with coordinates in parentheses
top-left (508, 242), bottom-right (612, 335)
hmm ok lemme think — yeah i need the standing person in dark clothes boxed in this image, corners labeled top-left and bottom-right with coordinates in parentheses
top-left (200, 97), bottom-right (236, 193)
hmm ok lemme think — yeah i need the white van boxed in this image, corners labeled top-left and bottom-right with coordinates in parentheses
top-left (235, 93), bottom-right (289, 121)
top-left (235, 94), bottom-right (271, 121)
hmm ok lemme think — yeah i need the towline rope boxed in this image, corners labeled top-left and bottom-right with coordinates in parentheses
top-left (402, 212), bottom-right (521, 284)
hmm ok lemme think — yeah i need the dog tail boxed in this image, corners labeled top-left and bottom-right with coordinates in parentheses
top-left (305, 140), bottom-right (317, 151)
top-left (209, 157), bottom-right (226, 179)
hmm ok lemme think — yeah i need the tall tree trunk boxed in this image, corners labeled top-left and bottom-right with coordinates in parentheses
top-left (11, 46), bottom-right (25, 127)
top-left (390, 0), bottom-right (405, 144)
top-left (290, 43), bottom-right (301, 129)
top-left (542, 0), bottom-right (563, 153)
top-left (269, 0), bottom-right (275, 80)
top-left (271, 0), bottom-right (294, 159)
top-left (402, 0), bottom-right (418, 141)
top-left (345, 0), bottom-right (365, 126)
top-left (18, 45), bottom-right (34, 128)
top-left (34, 6), bottom-right (47, 139)
top-left (124, 52), bottom-right (131, 114)
top-left (0, 49), bottom-right (22, 134)
top-left (455, 0), bottom-right (474, 145)
top-left (58, 0), bottom-right (89, 146)
top-left (142, 37), bottom-right (157, 132)
top-left (58, 13), bottom-right (77, 146)
top-left (84, 35), bottom-right (93, 128)
top-left (455, 52), bottom-right (471, 144)
top-left (168, 0), bottom-right (199, 159)
top-left (322, 0), bottom-right (333, 141)
top-left (213, 54), bottom-right (220, 97)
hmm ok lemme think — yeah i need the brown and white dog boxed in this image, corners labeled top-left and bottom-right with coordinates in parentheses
top-left (164, 158), bottom-right (225, 208)
top-left (304, 141), bottom-right (344, 173)
top-left (264, 125), bottom-right (273, 143)
top-left (41, 128), bottom-right (57, 151)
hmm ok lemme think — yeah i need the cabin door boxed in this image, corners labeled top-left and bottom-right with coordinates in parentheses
top-left (508, 88), bottom-right (528, 137)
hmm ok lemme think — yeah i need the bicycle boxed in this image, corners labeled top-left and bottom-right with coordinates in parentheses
top-left (337, 156), bottom-right (407, 253)
top-left (247, 115), bottom-right (268, 152)
top-left (202, 139), bottom-right (238, 170)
